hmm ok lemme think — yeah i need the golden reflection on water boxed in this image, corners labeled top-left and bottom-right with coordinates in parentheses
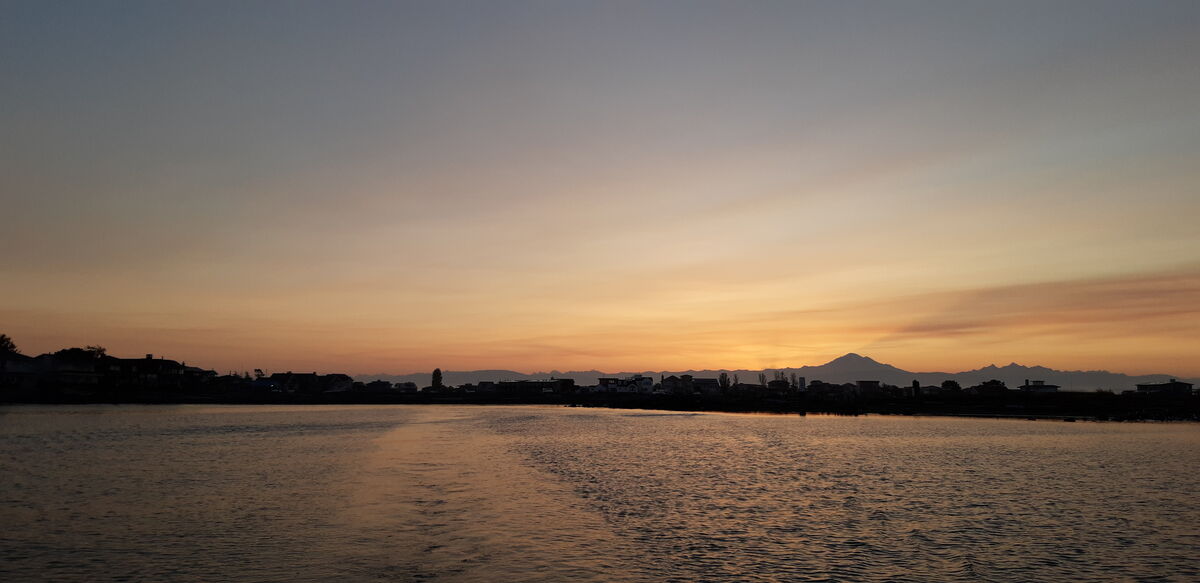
top-left (1, 405), bottom-right (1197, 582)
top-left (338, 407), bottom-right (633, 582)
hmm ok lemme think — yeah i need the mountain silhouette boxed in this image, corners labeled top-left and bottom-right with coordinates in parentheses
top-left (360, 354), bottom-right (1196, 392)
top-left (813, 353), bottom-right (905, 374)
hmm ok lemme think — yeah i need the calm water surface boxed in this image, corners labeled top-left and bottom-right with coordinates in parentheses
top-left (1, 405), bottom-right (1197, 582)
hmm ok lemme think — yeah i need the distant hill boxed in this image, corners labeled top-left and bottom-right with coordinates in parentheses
top-left (359, 353), bottom-right (1197, 392)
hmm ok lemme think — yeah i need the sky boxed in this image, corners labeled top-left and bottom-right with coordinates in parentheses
top-left (2, 0), bottom-right (1198, 376)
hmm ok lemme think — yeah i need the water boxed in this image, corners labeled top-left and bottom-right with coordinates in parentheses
top-left (2, 405), bottom-right (1197, 582)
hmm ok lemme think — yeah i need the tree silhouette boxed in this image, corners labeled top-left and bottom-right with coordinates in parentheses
top-left (53, 347), bottom-right (105, 360)
top-left (432, 368), bottom-right (444, 389)
top-left (941, 379), bottom-right (962, 392)
top-left (85, 345), bottom-right (107, 358)
top-left (0, 334), bottom-right (17, 354)
top-left (718, 372), bottom-right (730, 391)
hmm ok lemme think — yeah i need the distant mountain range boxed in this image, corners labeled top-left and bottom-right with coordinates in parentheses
top-left (359, 353), bottom-right (1197, 392)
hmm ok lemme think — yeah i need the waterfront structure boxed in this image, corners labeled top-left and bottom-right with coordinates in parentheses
top-left (497, 379), bottom-right (575, 396)
top-left (1019, 380), bottom-right (1060, 393)
top-left (597, 375), bottom-right (654, 393)
top-left (268, 372), bottom-right (353, 394)
top-left (1135, 379), bottom-right (1194, 396)
top-left (856, 380), bottom-right (882, 396)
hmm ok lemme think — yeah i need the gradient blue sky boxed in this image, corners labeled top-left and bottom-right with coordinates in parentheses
top-left (2, 1), bottom-right (1198, 375)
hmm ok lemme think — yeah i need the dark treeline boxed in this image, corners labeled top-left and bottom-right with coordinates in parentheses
top-left (1, 335), bottom-right (1197, 421)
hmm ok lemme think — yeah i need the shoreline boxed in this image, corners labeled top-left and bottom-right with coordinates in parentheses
top-left (4, 395), bottom-right (1198, 422)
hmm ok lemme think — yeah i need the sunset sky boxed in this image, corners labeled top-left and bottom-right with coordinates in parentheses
top-left (3, 1), bottom-right (1198, 376)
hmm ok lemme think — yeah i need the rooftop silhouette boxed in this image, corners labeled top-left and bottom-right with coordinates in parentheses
top-left (3, 334), bottom-right (1197, 420)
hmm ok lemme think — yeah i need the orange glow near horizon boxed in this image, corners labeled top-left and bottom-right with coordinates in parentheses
top-left (4, 265), bottom-right (1198, 377)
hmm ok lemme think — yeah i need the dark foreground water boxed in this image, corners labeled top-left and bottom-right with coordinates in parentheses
top-left (1, 405), bottom-right (1197, 582)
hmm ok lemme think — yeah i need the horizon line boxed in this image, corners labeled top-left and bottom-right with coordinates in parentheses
top-left (10, 344), bottom-right (1197, 381)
